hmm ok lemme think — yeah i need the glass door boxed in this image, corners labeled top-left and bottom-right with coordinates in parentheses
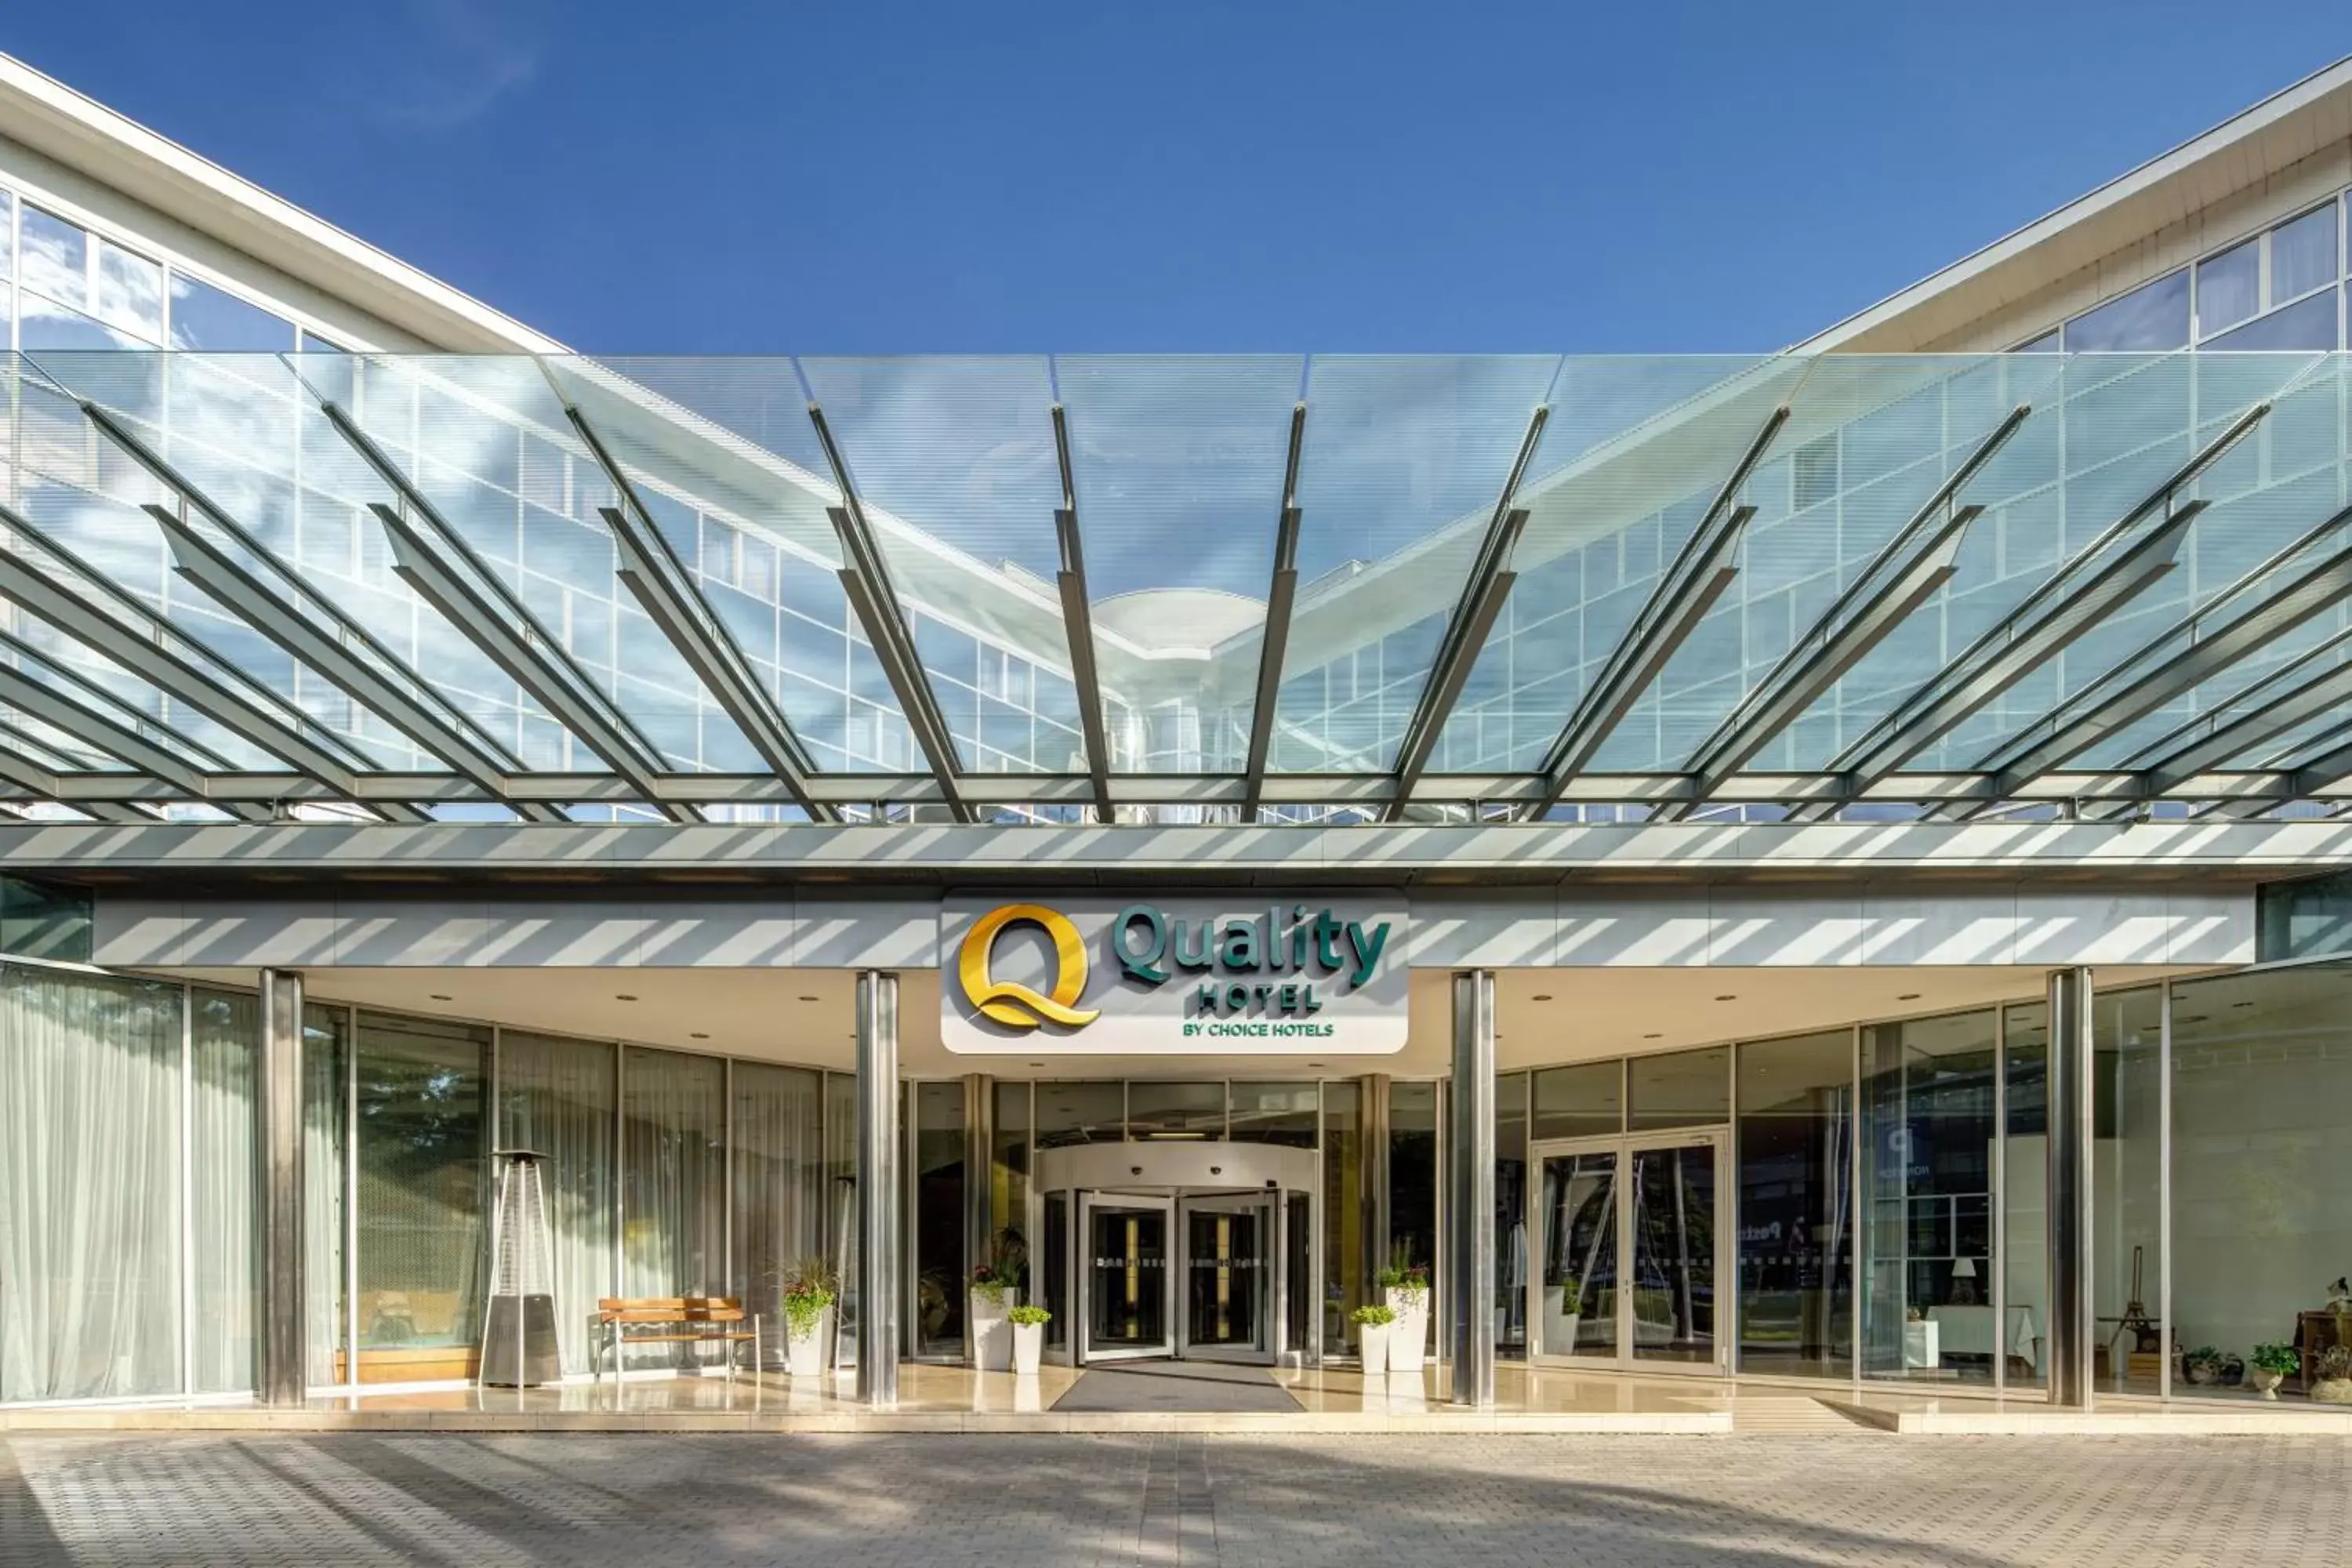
top-left (1078, 1193), bottom-right (1174, 1363)
top-left (1532, 1142), bottom-right (1621, 1362)
top-left (1530, 1133), bottom-right (1728, 1375)
top-left (1177, 1196), bottom-right (1276, 1363)
top-left (1627, 1135), bottom-right (1724, 1369)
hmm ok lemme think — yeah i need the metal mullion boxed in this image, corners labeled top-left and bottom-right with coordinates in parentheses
top-left (2158, 977), bottom-right (2173, 1403)
top-left (1992, 1003), bottom-right (2006, 1396)
top-left (178, 981), bottom-right (193, 1397)
top-left (1849, 1022), bottom-right (1863, 1396)
top-left (343, 1004), bottom-right (358, 1392)
top-left (724, 1056), bottom-right (734, 1305)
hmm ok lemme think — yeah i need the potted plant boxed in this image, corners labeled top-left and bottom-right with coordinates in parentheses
top-left (1377, 1246), bottom-right (1431, 1375)
top-left (2248, 1342), bottom-right (2299, 1400)
top-left (2182, 1345), bottom-right (2224, 1386)
top-left (1007, 1304), bottom-right (1050, 1376)
top-left (2311, 1345), bottom-right (2352, 1404)
top-left (969, 1228), bottom-right (1027, 1372)
top-left (1352, 1303), bottom-right (1396, 1376)
top-left (1543, 1276), bottom-right (1584, 1356)
top-left (776, 1255), bottom-right (837, 1380)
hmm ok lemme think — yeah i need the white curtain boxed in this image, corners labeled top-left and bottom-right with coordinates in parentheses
top-left (302, 1005), bottom-right (346, 1388)
top-left (622, 1047), bottom-right (725, 1299)
top-left (498, 1032), bottom-right (615, 1373)
top-left (189, 988), bottom-right (258, 1394)
top-left (731, 1063), bottom-right (822, 1347)
top-left (0, 964), bottom-right (183, 1401)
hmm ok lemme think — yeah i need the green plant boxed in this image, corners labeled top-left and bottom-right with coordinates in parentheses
top-left (2183, 1344), bottom-right (2223, 1366)
top-left (971, 1225), bottom-right (1029, 1301)
top-left (776, 1255), bottom-right (837, 1338)
top-left (1007, 1305), bottom-right (1051, 1327)
top-left (1376, 1242), bottom-right (1430, 1296)
top-left (1350, 1304), bottom-right (1396, 1327)
top-left (2250, 1342), bottom-right (2301, 1377)
top-left (1559, 1279), bottom-right (1584, 1313)
top-left (2316, 1344), bottom-right (2352, 1381)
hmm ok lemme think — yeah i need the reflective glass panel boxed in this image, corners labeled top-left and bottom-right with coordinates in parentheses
top-left (499, 1032), bottom-right (615, 1375)
top-left (2064, 270), bottom-right (2190, 350)
top-left (1536, 1149), bottom-right (1618, 1357)
top-left (1533, 1060), bottom-right (1623, 1140)
top-left (2092, 988), bottom-right (2162, 1396)
top-left (1229, 1081), bottom-right (1319, 1146)
top-left (1628, 1045), bottom-right (1730, 1130)
top-left (1629, 1142), bottom-right (1719, 1365)
top-left (354, 1012), bottom-right (486, 1379)
top-left (1127, 1080), bottom-right (1225, 1139)
top-left (2198, 239), bottom-right (2260, 337)
top-left (1737, 1030), bottom-right (1854, 1379)
top-left (1036, 1081), bottom-right (1123, 1148)
top-left (2270, 205), bottom-right (2338, 304)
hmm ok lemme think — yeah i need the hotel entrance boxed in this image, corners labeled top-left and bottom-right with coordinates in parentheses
top-left (1531, 1130), bottom-right (1730, 1375)
top-left (1036, 1137), bottom-right (1316, 1368)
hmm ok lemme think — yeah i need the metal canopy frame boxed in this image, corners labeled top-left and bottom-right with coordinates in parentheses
top-left (312, 404), bottom-right (695, 825)
top-left (1240, 404), bottom-right (1308, 819)
top-left (1665, 404), bottom-right (2034, 815)
top-left (2, 352), bottom-right (2349, 829)
top-left (1966, 499), bottom-right (2352, 809)
top-left (1050, 403), bottom-right (1116, 824)
top-left (1828, 401), bottom-right (2270, 796)
top-left (807, 403), bottom-right (975, 823)
top-left (1385, 405), bottom-right (1548, 821)
top-left (1528, 403), bottom-right (1791, 816)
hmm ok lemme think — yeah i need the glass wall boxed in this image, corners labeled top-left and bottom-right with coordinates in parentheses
top-left (497, 1032), bottom-right (615, 1376)
top-left (2002, 1003), bottom-right (2049, 1392)
top-left (1496, 1072), bottom-right (1529, 1359)
top-left (303, 1004), bottom-right (347, 1389)
top-left (1736, 1030), bottom-right (1853, 1380)
top-left (1322, 1080), bottom-right (1364, 1356)
top-left (910, 1080), bottom-right (967, 1358)
top-left (355, 1013), bottom-right (488, 1382)
top-left (189, 989), bottom-right (259, 1394)
top-left (2172, 962), bottom-right (2352, 1403)
top-left (0, 964), bottom-right (183, 1400)
top-left (1860, 1011), bottom-right (1997, 1385)
top-left (733, 1063), bottom-right (826, 1363)
top-left (620, 1048), bottom-right (725, 1304)
top-left (2093, 989), bottom-right (2162, 1395)
top-left (991, 1080), bottom-right (1032, 1300)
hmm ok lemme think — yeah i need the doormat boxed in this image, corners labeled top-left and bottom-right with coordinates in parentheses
top-left (1051, 1359), bottom-right (1303, 1413)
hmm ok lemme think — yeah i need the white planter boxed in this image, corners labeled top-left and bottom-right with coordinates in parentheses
top-left (1385, 1287), bottom-right (1428, 1375)
top-left (1012, 1320), bottom-right (1044, 1377)
top-left (785, 1303), bottom-right (833, 1379)
top-left (970, 1287), bottom-right (1018, 1371)
top-left (1357, 1322), bottom-right (1390, 1377)
top-left (1542, 1290), bottom-right (1582, 1356)
top-left (2248, 1367), bottom-right (2285, 1400)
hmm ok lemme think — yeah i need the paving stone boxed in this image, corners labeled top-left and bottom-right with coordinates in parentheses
top-left (2, 1431), bottom-right (2347, 1566)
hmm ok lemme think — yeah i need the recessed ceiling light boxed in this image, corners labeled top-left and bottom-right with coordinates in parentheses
top-left (799, 995), bottom-right (820, 1004)
top-left (615, 994), bottom-right (637, 1002)
top-left (1029, 1062), bottom-right (1045, 1069)
top-left (429, 993), bottom-right (452, 1002)
top-left (690, 1032), bottom-right (710, 1040)
top-left (1643, 1032), bottom-right (1662, 1040)
top-left (1307, 1062), bottom-right (1326, 1069)
top-left (1531, 993), bottom-right (1553, 1003)
top-left (1897, 993), bottom-right (1921, 1001)
top-left (1714, 994), bottom-right (1736, 1002)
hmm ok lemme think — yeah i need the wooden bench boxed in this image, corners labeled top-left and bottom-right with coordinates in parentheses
top-left (593, 1296), bottom-right (759, 1381)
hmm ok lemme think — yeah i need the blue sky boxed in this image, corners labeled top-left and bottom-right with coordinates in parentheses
top-left (5, 2), bottom-right (2349, 352)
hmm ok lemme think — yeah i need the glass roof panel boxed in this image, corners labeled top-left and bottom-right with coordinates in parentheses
top-left (1432, 355), bottom-right (1801, 773)
top-left (1272, 354), bottom-right (1561, 773)
top-left (553, 357), bottom-right (926, 775)
top-left (1054, 354), bottom-right (1304, 773)
top-left (795, 356), bottom-right (1075, 776)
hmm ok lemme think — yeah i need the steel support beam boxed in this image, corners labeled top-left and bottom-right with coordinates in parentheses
top-left (317, 401), bottom-right (691, 822)
top-left (1834, 404), bottom-right (2267, 793)
top-left (0, 503), bottom-right (372, 794)
top-left (1049, 404), bottom-right (1116, 823)
top-left (0, 720), bottom-right (149, 822)
top-left (2046, 965), bottom-right (2096, 1408)
top-left (1670, 406), bottom-right (2031, 811)
top-left (2129, 624), bottom-right (2352, 793)
top-left (1447, 969), bottom-right (1497, 1408)
top-left (1241, 405), bottom-right (1308, 818)
top-left (550, 396), bottom-right (834, 820)
top-left (855, 971), bottom-right (901, 1408)
top-left (1387, 406), bottom-right (1550, 818)
top-left (808, 405), bottom-right (974, 822)
top-left (1531, 405), bottom-right (1791, 816)
top-left (257, 967), bottom-right (307, 1405)
top-left (0, 634), bottom-right (271, 819)
top-left (1974, 501), bottom-right (2352, 804)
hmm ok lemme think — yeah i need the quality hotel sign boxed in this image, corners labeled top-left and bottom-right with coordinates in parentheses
top-left (940, 895), bottom-right (1409, 1054)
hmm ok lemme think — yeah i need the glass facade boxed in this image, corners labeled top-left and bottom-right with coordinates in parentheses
top-left (1736, 1030), bottom-right (1854, 1380)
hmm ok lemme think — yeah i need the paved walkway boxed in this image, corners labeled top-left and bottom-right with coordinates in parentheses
top-left (4, 1430), bottom-right (2348, 1565)
top-left (1053, 1359), bottom-right (1302, 1414)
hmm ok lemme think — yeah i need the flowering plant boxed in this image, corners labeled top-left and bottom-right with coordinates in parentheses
top-left (777, 1256), bottom-right (837, 1338)
top-left (971, 1227), bottom-right (1028, 1302)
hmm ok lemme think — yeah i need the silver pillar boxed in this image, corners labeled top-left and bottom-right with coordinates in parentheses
top-left (1364, 1073), bottom-right (1392, 1287)
top-left (257, 967), bottom-right (305, 1406)
top-left (964, 1073), bottom-right (991, 1365)
top-left (1448, 971), bottom-right (1497, 1408)
top-left (855, 971), bottom-right (901, 1408)
top-left (2046, 966), bottom-right (2096, 1407)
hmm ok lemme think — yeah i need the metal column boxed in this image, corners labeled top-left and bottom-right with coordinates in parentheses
top-left (855, 971), bottom-right (901, 1408)
top-left (2046, 966), bottom-right (2096, 1407)
top-left (257, 968), bottom-right (306, 1406)
top-left (1448, 971), bottom-right (1497, 1407)
top-left (964, 1072), bottom-right (992, 1364)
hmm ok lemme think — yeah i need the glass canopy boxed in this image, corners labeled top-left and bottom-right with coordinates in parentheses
top-left (0, 349), bottom-right (2347, 826)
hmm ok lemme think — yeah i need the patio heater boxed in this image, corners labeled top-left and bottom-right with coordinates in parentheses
top-left (481, 1149), bottom-right (561, 1388)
